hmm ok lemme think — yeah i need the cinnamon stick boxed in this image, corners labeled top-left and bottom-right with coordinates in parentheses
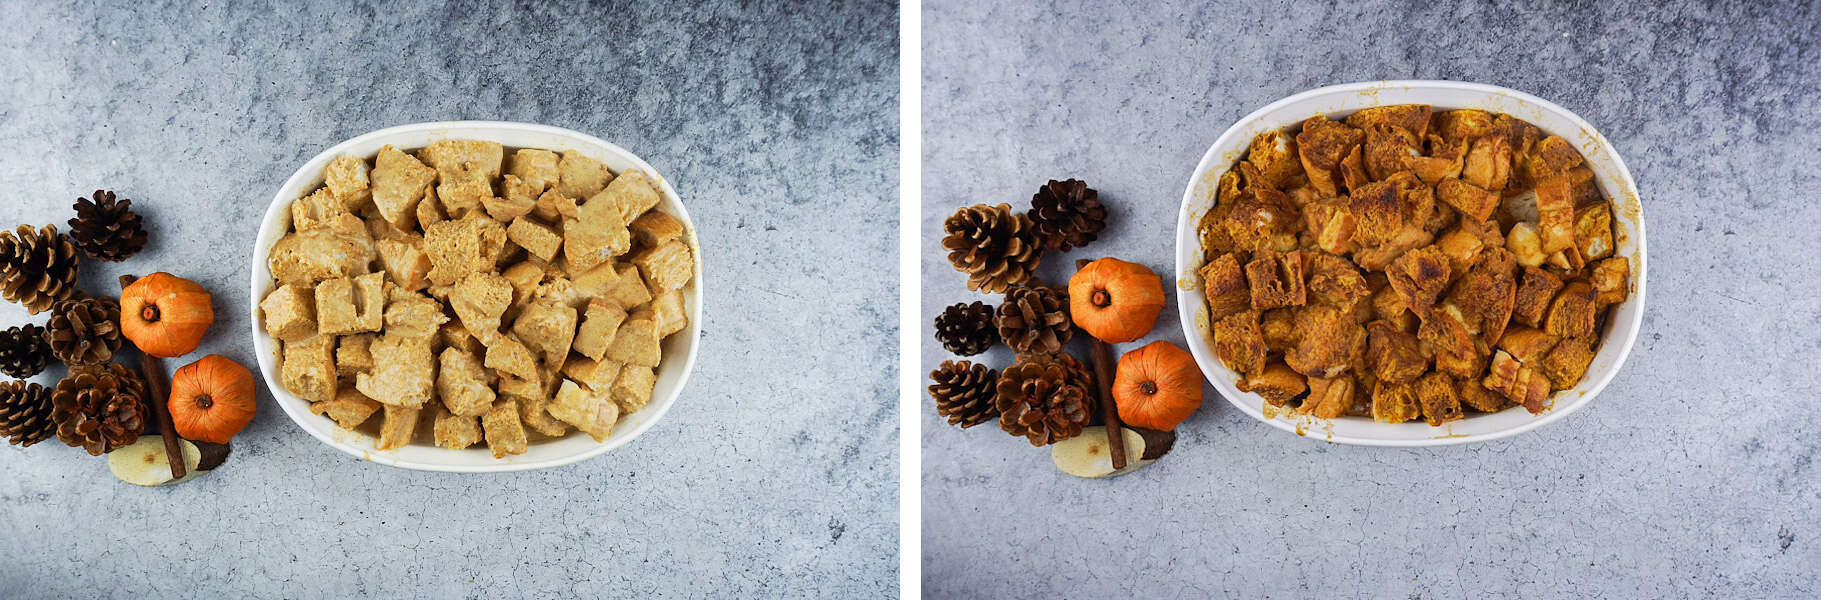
top-left (1075, 258), bottom-right (1126, 469)
top-left (120, 274), bottom-right (184, 480)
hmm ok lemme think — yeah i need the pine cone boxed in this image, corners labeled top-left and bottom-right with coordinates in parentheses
top-left (996, 285), bottom-right (1073, 355)
top-left (0, 323), bottom-right (52, 379)
top-left (45, 297), bottom-right (122, 367)
top-left (929, 360), bottom-right (1000, 428)
top-left (1028, 179), bottom-right (1108, 252)
top-left (51, 362), bottom-right (147, 455)
top-left (934, 301), bottom-right (998, 356)
top-left (68, 190), bottom-right (149, 262)
top-left (0, 380), bottom-right (55, 447)
top-left (995, 353), bottom-right (1096, 446)
top-left (942, 203), bottom-right (1043, 293)
top-left (0, 224), bottom-right (82, 315)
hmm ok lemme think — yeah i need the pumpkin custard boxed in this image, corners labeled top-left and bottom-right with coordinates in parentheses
top-left (1195, 105), bottom-right (1629, 424)
top-left (259, 141), bottom-right (695, 458)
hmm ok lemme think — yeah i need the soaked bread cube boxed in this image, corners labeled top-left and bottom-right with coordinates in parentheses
top-left (1457, 378), bottom-right (1510, 412)
top-left (374, 235), bottom-right (432, 291)
top-left (449, 272), bottom-right (512, 343)
top-left (291, 188), bottom-right (350, 232)
top-left (371, 145), bottom-right (436, 230)
top-left (609, 365), bottom-right (656, 413)
top-left (420, 140), bottom-right (503, 183)
top-left (1197, 253), bottom-right (1250, 323)
top-left (604, 263), bottom-right (652, 308)
top-left (1285, 305), bottom-right (1365, 379)
top-left (563, 201), bottom-right (631, 273)
top-left (1496, 326), bottom-right (1559, 364)
top-left (512, 299), bottom-right (578, 365)
top-left (605, 315), bottom-right (661, 367)
top-left (437, 347), bottom-right (495, 417)
top-left (323, 156), bottom-right (372, 212)
top-left (260, 284), bottom-right (317, 342)
top-left (1295, 117), bottom-right (1363, 196)
top-left (311, 386), bottom-right (382, 430)
top-left (507, 148), bottom-right (560, 194)
top-left (484, 334), bottom-right (540, 381)
top-left (573, 298), bottom-right (628, 360)
top-left (481, 400), bottom-right (528, 458)
top-left (549, 380), bottom-right (620, 442)
top-left (507, 217), bottom-right (563, 262)
top-left (356, 334), bottom-right (436, 408)
top-left (649, 289), bottom-right (688, 338)
top-left (416, 188), bottom-right (447, 227)
top-left (315, 273), bottom-right (386, 335)
top-left (555, 150), bottom-right (612, 200)
top-left (485, 175), bottom-right (539, 222)
top-left (268, 229), bottom-right (375, 286)
top-left (375, 404), bottom-right (420, 451)
top-left (435, 167), bottom-right (492, 217)
top-left (1576, 203), bottom-right (1616, 261)
top-left (1302, 375), bottom-right (1356, 419)
top-left (629, 211), bottom-right (685, 247)
top-left (1462, 135), bottom-right (1512, 192)
top-left (588, 170), bottom-right (662, 225)
top-left (508, 366), bottom-right (569, 437)
top-left (423, 214), bottom-right (507, 287)
top-left (1237, 362), bottom-right (1305, 407)
top-left (571, 259), bottom-right (619, 298)
top-left (631, 240), bottom-right (693, 291)
top-left (1246, 130), bottom-right (1304, 188)
top-left (1534, 176), bottom-right (1578, 254)
top-left (382, 288), bottom-right (447, 339)
top-left (281, 335), bottom-right (337, 403)
top-left (563, 356), bottom-right (622, 392)
top-left (432, 406), bottom-right (482, 450)
top-left (531, 187), bottom-right (579, 223)
top-left (336, 333), bottom-right (375, 378)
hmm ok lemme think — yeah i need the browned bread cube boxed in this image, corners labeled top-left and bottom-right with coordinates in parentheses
top-left (1246, 250), bottom-right (1306, 309)
top-left (1371, 380), bottom-right (1420, 424)
top-left (1534, 176), bottom-right (1578, 254)
top-left (1361, 123), bottom-right (1420, 181)
top-left (1484, 350), bottom-right (1551, 414)
top-left (1414, 372), bottom-right (1463, 426)
top-left (1418, 303), bottom-right (1478, 360)
top-left (260, 284), bottom-right (317, 342)
top-left (1303, 375), bottom-right (1356, 419)
top-left (1338, 145), bottom-right (1369, 192)
top-left (1246, 130), bottom-right (1303, 188)
top-left (1348, 180), bottom-right (1403, 246)
top-left (1457, 378), bottom-right (1510, 412)
top-left (1544, 281), bottom-right (1598, 339)
top-left (1259, 308), bottom-right (1299, 353)
top-left (1213, 310), bottom-right (1268, 375)
top-left (1436, 178), bottom-right (1499, 222)
top-left (1521, 135), bottom-right (1583, 182)
top-left (1539, 336), bottom-right (1597, 389)
top-left (1497, 326), bottom-right (1560, 364)
top-left (1575, 203), bottom-right (1616, 261)
top-left (1286, 305), bottom-right (1365, 379)
top-left (1591, 257), bottom-right (1629, 306)
top-left (1432, 340), bottom-right (1488, 381)
top-left (1295, 117), bottom-right (1363, 196)
top-left (1344, 104), bottom-right (1432, 139)
top-left (1386, 246), bottom-right (1451, 318)
top-left (1238, 362), bottom-right (1306, 407)
top-left (1369, 283), bottom-right (1417, 333)
top-left (1434, 109), bottom-right (1496, 143)
top-left (1462, 135), bottom-right (1511, 191)
top-left (1367, 320), bottom-right (1429, 384)
top-left (1512, 266), bottom-right (1563, 327)
top-left (1306, 253), bottom-right (1369, 309)
top-left (1198, 253), bottom-right (1251, 322)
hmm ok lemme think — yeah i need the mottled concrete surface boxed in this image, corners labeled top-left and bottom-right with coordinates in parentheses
top-left (0, 1), bottom-right (897, 597)
top-left (922, 1), bottom-right (1819, 597)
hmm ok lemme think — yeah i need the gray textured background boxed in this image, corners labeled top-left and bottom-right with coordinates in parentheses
top-left (922, 1), bottom-right (1819, 597)
top-left (0, 1), bottom-right (897, 597)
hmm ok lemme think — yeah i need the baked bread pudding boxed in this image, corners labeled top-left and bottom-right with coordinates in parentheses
top-left (1196, 105), bottom-right (1628, 425)
top-left (260, 141), bottom-right (693, 457)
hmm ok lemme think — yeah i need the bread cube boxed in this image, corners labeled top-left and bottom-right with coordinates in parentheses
top-left (1496, 326), bottom-right (1560, 364)
top-left (604, 316), bottom-right (660, 367)
top-left (355, 334), bottom-right (436, 408)
top-left (1414, 372), bottom-right (1464, 426)
top-left (1306, 253), bottom-right (1369, 309)
top-left (323, 156), bottom-right (373, 211)
top-left (549, 380), bottom-right (621, 442)
top-left (435, 167), bottom-right (492, 217)
top-left (436, 347), bottom-right (495, 417)
top-left (1417, 303), bottom-right (1478, 360)
top-left (586, 169), bottom-right (661, 225)
top-left (382, 288), bottom-right (447, 339)
top-left (1544, 281), bottom-right (1598, 339)
top-left (1505, 222), bottom-right (1547, 268)
top-left (573, 298), bottom-right (628, 361)
top-left (1591, 257), bottom-right (1629, 306)
top-left (281, 335), bottom-right (337, 403)
top-left (1197, 253), bottom-right (1250, 322)
top-left (1366, 321), bottom-right (1428, 384)
top-left (416, 185), bottom-right (447, 228)
top-left (1360, 123), bottom-right (1420, 181)
top-left (315, 273), bottom-right (385, 336)
top-left (1348, 180), bottom-right (1403, 246)
top-left (1513, 266), bottom-right (1563, 327)
top-left (438, 322), bottom-right (485, 356)
top-left (554, 150), bottom-right (612, 200)
top-left (1371, 380), bottom-right (1420, 424)
top-left (423, 214), bottom-right (508, 286)
top-left (531, 188), bottom-right (579, 223)
top-left (1245, 130), bottom-right (1305, 188)
top-left (1457, 379), bottom-right (1509, 412)
top-left (484, 175), bottom-right (539, 222)
top-left (291, 188), bottom-right (350, 232)
top-left (512, 299), bottom-right (578, 365)
top-left (609, 365), bottom-right (656, 413)
top-left (1534, 176), bottom-right (1577, 254)
top-left (420, 140), bottom-right (503, 182)
top-left (562, 204), bottom-right (632, 273)
top-left (1369, 283), bottom-right (1417, 333)
top-left (310, 386), bottom-right (382, 430)
top-left (432, 406), bottom-right (482, 450)
top-left (630, 240), bottom-right (693, 292)
top-left (449, 272), bottom-right (512, 342)
top-left (650, 289), bottom-right (687, 338)
top-left (533, 276), bottom-right (590, 311)
top-left (1212, 310), bottom-right (1267, 375)
top-left (373, 404), bottom-right (421, 450)
top-left (1285, 305), bottom-right (1365, 379)
top-left (1386, 246), bottom-right (1450, 318)
top-left (1245, 250), bottom-right (1305, 310)
top-left (260, 284), bottom-right (317, 342)
top-left (629, 211), bottom-right (685, 247)
top-left (1484, 350), bottom-right (1551, 414)
top-left (507, 217), bottom-right (563, 262)
top-left (516, 371), bottom-right (571, 438)
top-left (605, 263), bottom-right (653, 308)
top-left (563, 356), bottom-right (622, 392)
top-left (336, 333), bottom-right (375, 377)
top-left (1539, 336), bottom-right (1597, 389)
top-left (484, 334), bottom-right (540, 381)
top-left (1301, 375), bottom-right (1355, 419)
top-left (1523, 135), bottom-right (1583, 181)
top-left (1436, 178), bottom-right (1499, 222)
top-left (1295, 116), bottom-right (1363, 196)
top-left (1237, 362), bottom-right (1305, 407)
top-left (375, 235), bottom-right (432, 291)
top-left (371, 145), bottom-right (436, 230)
top-left (268, 229), bottom-right (374, 286)
top-left (481, 400), bottom-right (528, 458)
top-left (1345, 104), bottom-right (1431, 139)
top-left (507, 148), bottom-right (560, 194)
top-left (1575, 203), bottom-right (1615, 261)
top-left (1462, 135), bottom-right (1512, 192)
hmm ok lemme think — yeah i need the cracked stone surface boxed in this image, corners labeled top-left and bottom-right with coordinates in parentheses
top-left (922, 0), bottom-right (1820, 597)
top-left (0, 1), bottom-right (898, 597)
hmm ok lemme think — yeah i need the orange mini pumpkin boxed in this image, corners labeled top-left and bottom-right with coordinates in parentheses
top-left (169, 354), bottom-right (257, 443)
top-left (1068, 258), bottom-right (1166, 343)
top-left (1112, 341), bottom-right (1203, 431)
top-left (120, 272), bottom-right (214, 357)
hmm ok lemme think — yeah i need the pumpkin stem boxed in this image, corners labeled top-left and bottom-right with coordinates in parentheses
top-left (1091, 289), bottom-right (1111, 308)
top-left (141, 304), bottom-right (161, 323)
top-left (195, 394), bottom-right (212, 409)
top-left (1140, 381), bottom-right (1157, 395)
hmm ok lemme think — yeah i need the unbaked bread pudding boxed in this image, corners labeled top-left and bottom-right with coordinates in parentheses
top-left (1195, 105), bottom-right (1629, 425)
top-left (259, 141), bottom-right (693, 458)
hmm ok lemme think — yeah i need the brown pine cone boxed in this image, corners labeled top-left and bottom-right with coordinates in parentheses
top-left (51, 362), bottom-right (148, 455)
top-left (996, 285), bottom-right (1072, 355)
top-left (0, 380), bottom-right (55, 447)
top-left (942, 203), bottom-right (1043, 293)
top-left (45, 297), bottom-right (122, 367)
top-left (929, 360), bottom-right (1000, 428)
top-left (0, 224), bottom-right (82, 315)
top-left (996, 353), bottom-right (1096, 446)
top-left (934, 301), bottom-right (998, 356)
top-left (1028, 179), bottom-right (1108, 252)
top-left (68, 190), bottom-right (150, 262)
top-left (0, 323), bottom-right (52, 379)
